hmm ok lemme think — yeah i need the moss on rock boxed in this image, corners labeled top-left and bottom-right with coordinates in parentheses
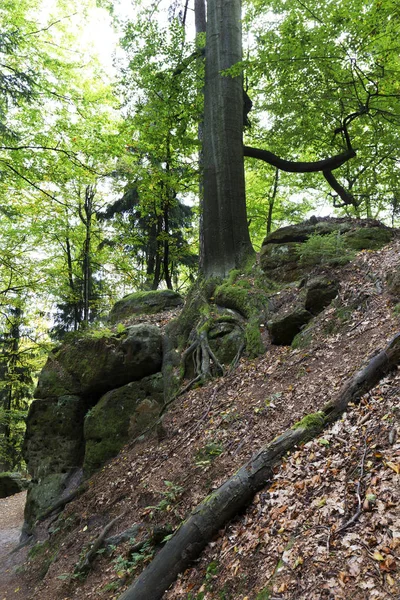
top-left (83, 374), bottom-right (164, 475)
top-left (35, 324), bottom-right (163, 400)
top-left (343, 226), bottom-right (392, 250)
top-left (109, 290), bottom-right (184, 324)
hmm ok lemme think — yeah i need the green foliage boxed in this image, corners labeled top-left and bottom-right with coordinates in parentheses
top-left (296, 232), bottom-right (354, 266)
top-left (112, 542), bottom-right (153, 577)
top-left (392, 304), bottom-right (400, 317)
top-left (245, 0), bottom-right (400, 218)
top-left (194, 442), bottom-right (224, 467)
top-left (145, 480), bottom-right (184, 517)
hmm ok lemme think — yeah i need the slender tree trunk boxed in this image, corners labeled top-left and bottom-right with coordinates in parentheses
top-left (267, 168), bottom-right (279, 235)
top-left (201, 0), bottom-right (254, 278)
top-left (65, 235), bottom-right (80, 330)
top-left (80, 186), bottom-right (95, 326)
top-left (152, 215), bottom-right (163, 290)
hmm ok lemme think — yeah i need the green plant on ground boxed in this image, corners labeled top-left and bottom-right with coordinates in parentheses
top-left (194, 442), bottom-right (224, 467)
top-left (113, 542), bottom-right (153, 577)
top-left (323, 305), bottom-right (353, 334)
top-left (255, 587), bottom-right (273, 599)
top-left (145, 480), bottom-right (184, 517)
top-left (392, 303), bottom-right (400, 316)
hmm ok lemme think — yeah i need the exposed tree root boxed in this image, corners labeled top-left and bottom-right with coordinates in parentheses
top-left (74, 519), bottom-right (173, 578)
top-left (117, 332), bottom-right (400, 600)
top-left (36, 483), bottom-right (88, 524)
top-left (74, 513), bottom-right (124, 577)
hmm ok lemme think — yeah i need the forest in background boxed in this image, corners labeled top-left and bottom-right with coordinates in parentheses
top-left (1, 0), bottom-right (400, 471)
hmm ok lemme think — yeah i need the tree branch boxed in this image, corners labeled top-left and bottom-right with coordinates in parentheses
top-left (243, 145), bottom-right (356, 173)
top-left (323, 170), bottom-right (358, 207)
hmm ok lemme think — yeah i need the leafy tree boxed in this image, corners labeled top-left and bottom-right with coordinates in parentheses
top-left (245, 0), bottom-right (400, 217)
top-left (0, 302), bottom-right (44, 471)
top-left (114, 8), bottom-right (201, 288)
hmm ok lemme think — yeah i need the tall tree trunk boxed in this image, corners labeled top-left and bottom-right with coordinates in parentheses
top-left (195, 0), bottom-right (206, 271)
top-left (201, 0), bottom-right (254, 278)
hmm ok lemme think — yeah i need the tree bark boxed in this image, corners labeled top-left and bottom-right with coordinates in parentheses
top-left (117, 332), bottom-right (400, 600)
top-left (201, 0), bottom-right (254, 278)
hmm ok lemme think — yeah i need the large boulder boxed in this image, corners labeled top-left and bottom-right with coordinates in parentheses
top-left (0, 472), bottom-right (29, 498)
top-left (35, 324), bottom-right (163, 400)
top-left (23, 395), bottom-right (85, 479)
top-left (23, 324), bottom-right (164, 528)
top-left (109, 290), bottom-right (184, 324)
top-left (23, 469), bottom-right (82, 529)
top-left (267, 307), bottom-right (313, 345)
top-left (260, 218), bottom-right (393, 281)
top-left (83, 374), bottom-right (164, 475)
top-left (304, 276), bottom-right (339, 315)
top-left (208, 321), bottom-right (245, 365)
top-left (386, 266), bottom-right (400, 302)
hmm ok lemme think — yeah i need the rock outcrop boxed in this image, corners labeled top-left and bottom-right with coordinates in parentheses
top-left (109, 290), bottom-right (183, 324)
top-left (0, 472), bottom-right (29, 498)
top-left (83, 374), bottom-right (164, 475)
top-left (260, 217), bottom-right (393, 281)
top-left (23, 324), bottom-right (164, 529)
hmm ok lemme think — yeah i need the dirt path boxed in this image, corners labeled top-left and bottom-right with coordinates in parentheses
top-left (0, 491), bottom-right (31, 599)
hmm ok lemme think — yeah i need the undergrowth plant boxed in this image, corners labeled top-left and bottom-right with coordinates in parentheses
top-left (297, 232), bottom-right (354, 266)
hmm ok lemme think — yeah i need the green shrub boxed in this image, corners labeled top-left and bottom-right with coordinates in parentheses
top-left (297, 232), bottom-right (354, 266)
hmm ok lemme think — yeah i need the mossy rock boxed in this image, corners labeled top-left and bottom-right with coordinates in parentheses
top-left (343, 227), bottom-right (392, 250)
top-left (209, 322), bottom-right (245, 365)
top-left (35, 324), bottom-right (163, 400)
top-left (23, 396), bottom-right (85, 479)
top-left (83, 374), bottom-right (164, 475)
top-left (386, 266), bottom-right (400, 301)
top-left (268, 307), bottom-right (313, 345)
top-left (0, 472), bottom-right (29, 498)
top-left (213, 281), bottom-right (270, 320)
top-left (259, 242), bottom-right (303, 282)
top-left (304, 276), bottom-right (339, 315)
top-left (109, 290), bottom-right (184, 324)
top-left (23, 471), bottom-right (77, 529)
top-left (260, 218), bottom-right (394, 281)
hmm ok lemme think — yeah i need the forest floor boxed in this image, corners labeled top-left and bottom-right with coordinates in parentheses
top-left (2, 240), bottom-right (400, 599)
top-left (0, 491), bottom-right (31, 600)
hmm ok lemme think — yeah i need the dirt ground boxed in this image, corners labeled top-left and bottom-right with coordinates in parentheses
top-left (0, 491), bottom-right (32, 599)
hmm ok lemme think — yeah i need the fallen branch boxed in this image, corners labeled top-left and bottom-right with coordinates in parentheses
top-left (117, 332), bottom-right (400, 600)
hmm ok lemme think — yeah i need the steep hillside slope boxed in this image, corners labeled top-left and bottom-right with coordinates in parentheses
top-left (5, 239), bottom-right (400, 600)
